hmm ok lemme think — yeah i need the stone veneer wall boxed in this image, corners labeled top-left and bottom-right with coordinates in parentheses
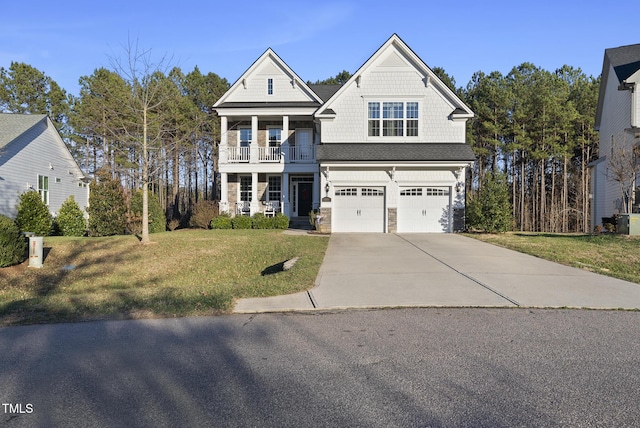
top-left (453, 207), bottom-right (465, 232)
top-left (387, 208), bottom-right (397, 233)
top-left (317, 207), bottom-right (332, 233)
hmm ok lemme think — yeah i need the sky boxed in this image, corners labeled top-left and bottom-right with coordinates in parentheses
top-left (1, 0), bottom-right (638, 97)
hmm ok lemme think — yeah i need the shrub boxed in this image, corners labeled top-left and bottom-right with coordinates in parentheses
top-left (15, 190), bottom-right (53, 236)
top-left (466, 172), bottom-right (512, 233)
top-left (129, 190), bottom-right (166, 234)
top-left (87, 169), bottom-right (127, 236)
top-left (273, 213), bottom-right (290, 230)
top-left (190, 200), bottom-right (218, 229)
top-left (211, 213), bottom-right (233, 229)
top-left (0, 215), bottom-right (26, 267)
top-left (252, 212), bottom-right (274, 229)
top-left (54, 196), bottom-right (86, 236)
top-left (232, 215), bottom-right (252, 229)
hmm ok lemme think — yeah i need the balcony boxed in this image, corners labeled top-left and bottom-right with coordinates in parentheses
top-left (225, 145), bottom-right (316, 164)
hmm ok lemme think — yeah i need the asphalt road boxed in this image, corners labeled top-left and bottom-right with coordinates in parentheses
top-left (1, 309), bottom-right (639, 427)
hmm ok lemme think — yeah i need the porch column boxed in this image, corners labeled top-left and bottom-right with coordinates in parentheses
top-left (220, 172), bottom-right (229, 214)
top-left (282, 172), bottom-right (290, 216)
top-left (282, 115), bottom-right (289, 163)
top-left (219, 116), bottom-right (228, 163)
top-left (250, 115), bottom-right (258, 163)
top-left (312, 172), bottom-right (320, 210)
top-left (251, 171), bottom-right (259, 215)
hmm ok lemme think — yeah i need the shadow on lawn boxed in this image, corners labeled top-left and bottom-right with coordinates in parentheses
top-left (0, 237), bottom-right (233, 326)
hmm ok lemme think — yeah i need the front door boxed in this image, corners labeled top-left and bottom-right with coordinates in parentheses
top-left (297, 182), bottom-right (313, 217)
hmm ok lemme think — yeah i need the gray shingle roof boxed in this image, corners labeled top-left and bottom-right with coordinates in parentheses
top-left (0, 113), bottom-right (47, 149)
top-left (308, 84), bottom-right (342, 102)
top-left (605, 44), bottom-right (640, 83)
top-left (317, 143), bottom-right (476, 162)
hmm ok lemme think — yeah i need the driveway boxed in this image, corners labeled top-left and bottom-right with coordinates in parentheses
top-left (234, 234), bottom-right (640, 312)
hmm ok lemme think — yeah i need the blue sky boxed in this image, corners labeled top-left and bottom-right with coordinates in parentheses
top-left (1, 0), bottom-right (638, 97)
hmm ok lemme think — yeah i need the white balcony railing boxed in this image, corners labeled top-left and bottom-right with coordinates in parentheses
top-left (224, 145), bottom-right (316, 163)
top-left (258, 147), bottom-right (282, 162)
top-left (228, 146), bottom-right (250, 162)
top-left (289, 146), bottom-right (315, 163)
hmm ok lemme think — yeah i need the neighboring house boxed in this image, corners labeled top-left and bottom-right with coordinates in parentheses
top-left (213, 34), bottom-right (475, 233)
top-left (0, 113), bottom-right (89, 219)
top-left (593, 43), bottom-right (640, 230)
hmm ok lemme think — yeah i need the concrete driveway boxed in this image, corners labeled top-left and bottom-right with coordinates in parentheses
top-left (234, 233), bottom-right (640, 312)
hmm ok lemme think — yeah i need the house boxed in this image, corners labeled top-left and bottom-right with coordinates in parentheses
top-left (213, 34), bottom-right (475, 233)
top-left (592, 43), bottom-right (640, 230)
top-left (0, 113), bottom-right (89, 219)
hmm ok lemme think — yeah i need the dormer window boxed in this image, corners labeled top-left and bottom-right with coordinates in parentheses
top-left (267, 78), bottom-right (273, 95)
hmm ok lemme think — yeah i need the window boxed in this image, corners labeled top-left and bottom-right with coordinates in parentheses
top-left (268, 128), bottom-right (281, 147)
top-left (400, 188), bottom-right (422, 196)
top-left (361, 188), bottom-right (384, 196)
top-left (38, 175), bottom-right (49, 205)
top-left (267, 176), bottom-right (281, 201)
top-left (239, 128), bottom-right (252, 147)
top-left (267, 78), bottom-right (273, 95)
top-left (425, 188), bottom-right (449, 196)
top-left (368, 101), bottom-right (419, 137)
top-left (335, 188), bottom-right (357, 196)
top-left (368, 102), bottom-right (380, 136)
top-left (240, 176), bottom-right (252, 201)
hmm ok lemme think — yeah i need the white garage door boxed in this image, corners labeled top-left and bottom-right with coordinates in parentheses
top-left (397, 187), bottom-right (451, 233)
top-left (333, 187), bottom-right (385, 232)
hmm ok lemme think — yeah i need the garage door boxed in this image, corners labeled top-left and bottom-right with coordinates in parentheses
top-left (333, 187), bottom-right (385, 232)
top-left (397, 187), bottom-right (451, 233)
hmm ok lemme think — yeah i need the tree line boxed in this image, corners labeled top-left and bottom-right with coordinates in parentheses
top-left (0, 53), bottom-right (600, 233)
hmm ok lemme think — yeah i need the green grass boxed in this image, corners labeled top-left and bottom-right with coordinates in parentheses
top-left (466, 232), bottom-right (640, 284)
top-left (0, 229), bottom-right (329, 326)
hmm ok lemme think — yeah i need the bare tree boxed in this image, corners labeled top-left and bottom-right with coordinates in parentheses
top-left (109, 39), bottom-right (175, 245)
top-left (606, 131), bottom-right (640, 214)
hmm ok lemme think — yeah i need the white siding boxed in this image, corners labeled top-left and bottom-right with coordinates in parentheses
top-left (0, 118), bottom-right (89, 219)
top-left (595, 62), bottom-right (636, 226)
top-left (320, 52), bottom-right (465, 144)
top-left (224, 57), bottom-right (316, 103)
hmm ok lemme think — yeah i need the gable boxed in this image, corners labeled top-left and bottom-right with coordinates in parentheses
top-left (596, 44), bottom-right (640, 130)
top-left (214, 49), bottom-right (322, 107)
top-left (318, 34), bottom-right (473, 120)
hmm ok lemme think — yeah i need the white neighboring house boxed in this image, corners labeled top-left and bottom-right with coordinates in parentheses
top-left (592, 43), bottom-right (640, 230)
top-left (0, 113), bottom-right (90, 219)
top-left (214, 34), bottom-right (475, 233)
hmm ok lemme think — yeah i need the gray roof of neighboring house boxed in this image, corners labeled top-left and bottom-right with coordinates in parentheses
top-left (308, 84), bottom-right (342, 102)
top-left (0, 113), bottom-right (47, 148)
top-left (605, 44), bottom-right (640, 82)
top-left (317, 143), bottom-right (476, 162)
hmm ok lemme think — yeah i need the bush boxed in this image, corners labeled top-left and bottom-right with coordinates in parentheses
top-left (211, 213), bottom-right (233, 229)
top-left (252, 213), bottom-right (274, 229)
top-left (466, 172), bottom-right (512, 233)
top-left (0, 215), bottom-right (26, 267)
top-left (54, 196), bottom-right (86, 236)
top-left (190, 200), bottom-right (218, 229)
top-left (87, 169), bottom-right (127, 236)
top-left (273, 213), bottom-right (290, 230)
top-left (232, 215), bottom-right (252, 229)
top-left (15, 191), bottom-right (53, 236)
top-left (129, 190), bottom-right (166, 234)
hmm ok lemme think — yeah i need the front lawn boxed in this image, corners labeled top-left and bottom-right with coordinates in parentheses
top-left (0, 230), bottom-right (329, 326)
top-left (466, 232), bottom-right (640, 284)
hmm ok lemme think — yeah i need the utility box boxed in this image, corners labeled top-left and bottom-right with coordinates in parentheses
top-left (617, 214), bottom-right (640, 235)
top-left (28, 236), bottom-right (43, 268)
